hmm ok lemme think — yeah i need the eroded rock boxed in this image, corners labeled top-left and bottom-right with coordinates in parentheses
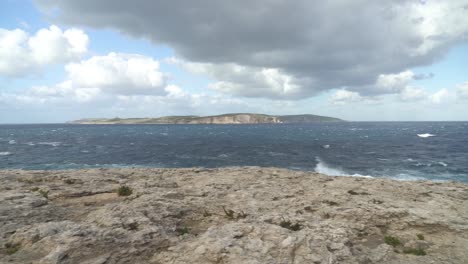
top-left (0, 168), bottom-right (467, 263)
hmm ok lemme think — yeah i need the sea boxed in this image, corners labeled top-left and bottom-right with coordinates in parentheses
top-left (1, 122), bottom-right (467, 183)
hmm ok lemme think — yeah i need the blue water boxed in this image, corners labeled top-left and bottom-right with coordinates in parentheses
top-left (1, 122), bottom-right (467, 182)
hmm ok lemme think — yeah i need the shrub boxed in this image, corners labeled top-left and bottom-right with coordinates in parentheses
top-left (175, 227), bottom-right (190, 236)
top-left (403, 248), bottom-right (426, 256)
top-left (417, 234), bottom-right (425, 240)
top-left (117, 185), bottom-right (132, 196)
top-left (5, 242), bottom-right (20, 255)
top-left (38, 189), bottom-right (49, 199)
top-left (384, 236), bottom-right (401, 247)
top-left (279, 218), bottom-right (302, 231)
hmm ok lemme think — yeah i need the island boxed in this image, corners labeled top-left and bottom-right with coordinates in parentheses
top-left (70, 113), bottom-right (344, 124)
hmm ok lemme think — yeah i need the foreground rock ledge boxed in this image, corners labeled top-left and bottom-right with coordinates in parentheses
top-left (1, 167), bottom-right (467, 264)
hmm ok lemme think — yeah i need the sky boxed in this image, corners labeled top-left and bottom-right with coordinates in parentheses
top-left (0, 0), bottom-right (467, 123)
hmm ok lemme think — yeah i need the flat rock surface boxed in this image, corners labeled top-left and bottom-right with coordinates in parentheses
top-left (0, 167), bottom-right (467, 263)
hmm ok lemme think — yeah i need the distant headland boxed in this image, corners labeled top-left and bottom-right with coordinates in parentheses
top-left (70, 113), bottom-right (344, 124)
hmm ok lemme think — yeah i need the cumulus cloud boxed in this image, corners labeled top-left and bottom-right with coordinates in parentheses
top-left (2, 53), bottom-right (168, 105)
top-left (0, 51), bottom-right (260, 118)
top-left (429, 88), bottom-right (451, 104)
top-left (167, 58), bottom-right (313, 99)
top-left (373, 71), bottom-right (416, 95)
top-left (399, 86), bottom-right (427, 101)
top-left (66, 53), bottom-right (167, 95)
top-left (330, 90), bottom-right (370, 105)
top-left (36, 0), bottom-right (468, 99)
top-left (344, 70), bottom-right (428, 102)
top-left (456, 82), bottom-right (468, 99)
top-left (0, 25), bottom-right (89, 77)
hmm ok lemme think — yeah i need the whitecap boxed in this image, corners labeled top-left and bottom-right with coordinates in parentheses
top-left (437, 161), bottom-right (448, 167)
top-left (321, 145), bottom-right (330, 149)
top-left (8, 140), bottom-right (16, 144)
top-left (0, 152), bottom-right (11, 156)
top-left (417, 133), bottom-right (435, 138)
top-left (267, 152), bottom-right (286, 156)
top-left (37, 142), bottom-right (61, 147)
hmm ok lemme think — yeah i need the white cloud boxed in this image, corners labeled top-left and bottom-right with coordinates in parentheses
top-left (332, 86), bottom-right (455, 106)
top-left (0, 51), bottom-right (260, 118)
top-left (167, 58), bottom-right (313, 99)
top-left (456, 82), bottom-right (468, 100)
top-left (1, 53), bottom-right (168, 105)
top-left (0, 25), bottom-right (89, 77)
top-left (374, 71), bottom-right (415, 94)
top-left (330, 90), bottom-right (366, 105)
top-left (66, 53), bottom-right (167, 95)
top-left (399, 86), bottom-right (427, 101)
top-left (429, 88), bottom-right (450, 104)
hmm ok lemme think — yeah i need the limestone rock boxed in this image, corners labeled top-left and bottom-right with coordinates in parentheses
top-left (0, 167), bottom-right (467, 263)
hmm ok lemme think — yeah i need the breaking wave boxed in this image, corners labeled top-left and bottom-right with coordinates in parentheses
top-left (314, 157), bottom-right (372, 178)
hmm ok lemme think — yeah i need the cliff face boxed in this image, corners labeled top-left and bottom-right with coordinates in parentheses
top-left (71, 113), bottom-right (343, 124)
top-left (188, 114), bottom-right (281, 124)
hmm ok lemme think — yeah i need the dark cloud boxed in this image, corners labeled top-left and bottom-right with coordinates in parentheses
top-left (35, 0), bottom-right (468, 99)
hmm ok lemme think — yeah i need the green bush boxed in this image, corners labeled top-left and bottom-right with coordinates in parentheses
top-left (117, 185), bottom-right (133, 196)
top-left (384, 236), bottom-right (401, 247)
top-left (175, 227), bottom-right (190, 236)
top-left (403, 248), bottom-right (426, 256)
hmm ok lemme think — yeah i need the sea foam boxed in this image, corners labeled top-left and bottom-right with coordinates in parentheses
top-left (314, 157), bottom-right (372, 178)
top-left (37, 142), bottom-right (62, 147)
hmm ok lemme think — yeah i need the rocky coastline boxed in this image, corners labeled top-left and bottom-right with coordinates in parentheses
top-left (1, 167), bottom-right (467, 263)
